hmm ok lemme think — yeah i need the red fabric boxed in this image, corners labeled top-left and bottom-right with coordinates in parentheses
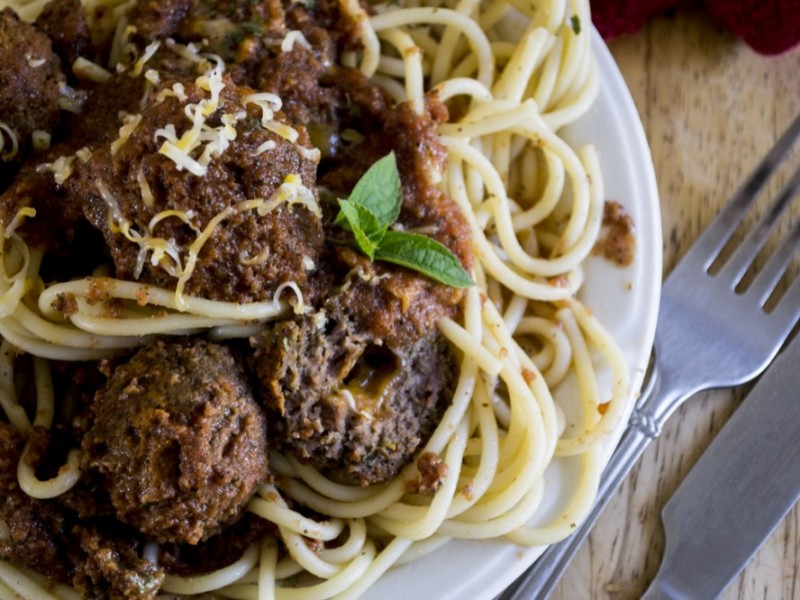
top-left (704, 0), bottom-right (800, 55)
top-left (590, 0), bottom-right (800, 55)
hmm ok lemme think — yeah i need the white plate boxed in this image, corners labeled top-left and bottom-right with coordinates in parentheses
top-left (363, 29), bottom-right (663, 600)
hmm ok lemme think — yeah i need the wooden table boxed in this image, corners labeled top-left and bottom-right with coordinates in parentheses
top-left (552, 7), bottom-right (800, 600)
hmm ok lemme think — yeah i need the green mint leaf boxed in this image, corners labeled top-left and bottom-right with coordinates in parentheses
top-left (374, 231), bottom-right (473, 288)
top-left (346, 152), bottom-right (402, 229)
top-left (337, 199), bottom-right (385, 260)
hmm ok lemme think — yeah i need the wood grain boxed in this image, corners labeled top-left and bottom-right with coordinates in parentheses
top-left (551, 7), bottom-right (800, 600)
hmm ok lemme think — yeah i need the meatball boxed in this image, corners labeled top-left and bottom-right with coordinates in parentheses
top-left (0, 8), bottom-right (65, 183)
top-left (251, 307), bottom-right (457, 486)
top-left (82, 339), bottom-right (269, 545)
top-left (67, 69), bottom-right (324, 305)
top-left (35, 0), bottom-right (93, 68)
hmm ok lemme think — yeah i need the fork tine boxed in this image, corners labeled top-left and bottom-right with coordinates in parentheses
top-left (749, 208), bottom-right (800, 305)
top-left (718, 161), bottom-right (800, 288)
top-left (692, 112), bottom-right (800, 271)
top-left (770, 274), bottom-right (800, 326)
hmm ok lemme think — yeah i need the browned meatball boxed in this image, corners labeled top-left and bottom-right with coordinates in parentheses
top-left (0, 7), bottom-right (65, 183)
top-left (35, 0), bottom-right (93, 68)
top-left (82, 339), bottom-right (269, 545)
top-left (67, 70), bottom-right (325, 304)
top-left (251, 306), bottom-right (457, 486)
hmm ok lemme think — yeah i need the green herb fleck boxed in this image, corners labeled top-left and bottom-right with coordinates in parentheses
top-left (335, 152), bottom-right (473, 288)
top-left (570, 15), bottom-right (581, 35)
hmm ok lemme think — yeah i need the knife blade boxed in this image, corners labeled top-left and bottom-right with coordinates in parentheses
top-left (642, 333), bottom-right (800, 600)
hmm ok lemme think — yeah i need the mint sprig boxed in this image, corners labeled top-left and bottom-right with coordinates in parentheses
top-left (335, 152), bottom-right (473, 288)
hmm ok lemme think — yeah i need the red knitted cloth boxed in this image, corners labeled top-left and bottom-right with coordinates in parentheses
top-left (591, 0), bottom-right (800, 55)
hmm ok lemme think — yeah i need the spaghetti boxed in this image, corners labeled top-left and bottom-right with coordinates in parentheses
top-left (0, 0), bottom-right (633, 598)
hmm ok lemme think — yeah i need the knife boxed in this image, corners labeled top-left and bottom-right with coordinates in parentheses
top-left (642, 333), bottom-right (800, 600)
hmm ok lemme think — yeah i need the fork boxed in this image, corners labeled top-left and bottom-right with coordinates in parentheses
top-left (497, 110), bottom-right (800, 600)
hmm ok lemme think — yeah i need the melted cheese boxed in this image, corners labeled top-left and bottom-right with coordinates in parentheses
top-left (0, 122), bottom-right (19, 161)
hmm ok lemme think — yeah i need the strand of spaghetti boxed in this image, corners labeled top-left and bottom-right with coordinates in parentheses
top-left (549, 3), bottom-right (589, 104)
top-left (274, 541), bottom-right (376, 600)
top-left (441, 103), bottom-right (593, 254)
top-left (444, 380), bottom-right (500, 517)
top-left (426, 286), bottom-right (482, 453)
top-left (0, 339), bottom-right (30, 433)
top-left (32, 356), bottom-right (53, 426)
top-left (437, 317), bottom-right (502, 376)
top-left (454, 429), bottom-right (537, 522)
top-left (507, 448), bottom-right (603, 545)
top-left (280, 525), bottom-right (344, 578)
top-left (406, 28), bottom-right (439, 57)
top-left (444, 145), bottom-right (580, 300)
top-left (369, 74), bottom-right (407, 103)
top-left (557, 306), bottom-right (602, 431)
top-left (480, 308), bottom-right (556, 462)
top-left (502, 293), bottom-right (528, 332)
top-left (377, 28), bottom-right (425, 114)
top-left (333, 537), bottom-right (414, 600)
top-left (514, 315), bottom-right (573, 388)
top-left (257, 535), bottom-right (278, 600)
top-left (511, 147), bottom-right (565, 230)
top-left (38, 278), bottom-right (289, 321)
top-left (319, 519), bottom-right (368, 564)
top-left (0, 239), bottom-right (30, 318)
top-left (484, 299), bottom-right (561, 459)
top-left (482, 143), bottom-right (602, 277)
top-left (161, 544), bottom-right (259, 595)
top-left (0, 560), bottom-right (60, 600)
top-left (17, 448), bottom-right (81, 499)
top-left (68, 307), bottom-right (241, 336)
top-left (13, 300), bottom-right (152, 348)
top-left (248, 497), bottom-right (346, 541)
top-left (17, 358), bottom-right (82, 499)
top-left (208, 322), bottom-right (269, 340)
top-left (492, 26), bottom-right (553, 103)
top-left (556, 296), bottom-right (631, 455)
top-left (543, 59), bottom-right (598, 131)
top-left (369, 416), bottom-right (468, 540)
top-left (283, 455), bottom-right (391, 502)
top-left (0, 318), bottom-right (114, 360)
top-left (438, 477), bottom-right (546, 539)
top-left (273, 473), bottom-right (405, 520)
top-left (369, 7), bottom-right (494, 88)
top-left (432, 77), bottom-right (493, 104)
top-left (341, 0), bottom-right (380, 76)
top-left (429, 0), bottom-right (481, 86)
top-left (464, 131), bottom-right (603, 276)
top-left (531, 30), bottom-right (562, 110)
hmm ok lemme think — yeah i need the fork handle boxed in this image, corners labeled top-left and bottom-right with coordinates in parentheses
top-left (498, 369), bottom-right (690, 600)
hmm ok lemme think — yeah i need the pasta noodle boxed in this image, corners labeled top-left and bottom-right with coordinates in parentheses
top-left (0, 0), bottom-right (634, 597)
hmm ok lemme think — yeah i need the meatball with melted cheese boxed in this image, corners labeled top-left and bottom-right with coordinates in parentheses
top-left (251, 306), bottom-right (458, 486)
top-left (81, 339), bottom-right (269, 545)
top-left (66, 68), bottom-right (325, 306)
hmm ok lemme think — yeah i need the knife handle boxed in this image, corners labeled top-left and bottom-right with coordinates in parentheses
top-left (499, 365), bottom-right (691, 600)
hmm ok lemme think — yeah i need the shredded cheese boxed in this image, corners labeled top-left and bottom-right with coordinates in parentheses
top-left (132, 41), bottom-right (161, 76)
top-left (37, 155), bottom-right (76, 185)
top-left (111, 113), bottom-right (142, 155)
top-left (72, 57), bottom-right (113, 83)
top-left (280, 30), bottom-right (312, 53)
top-left (0, 123), bottom-right (19, 161)
top-left (31, 130), bottom-right (51, 151)
top-left (4, 207), bottom-right (36, 239)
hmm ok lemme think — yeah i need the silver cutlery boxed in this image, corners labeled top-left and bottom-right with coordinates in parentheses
top-left (498, 110), bottom-right (800, 600)
top-left (641, 330), bottom-right (800, 600)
